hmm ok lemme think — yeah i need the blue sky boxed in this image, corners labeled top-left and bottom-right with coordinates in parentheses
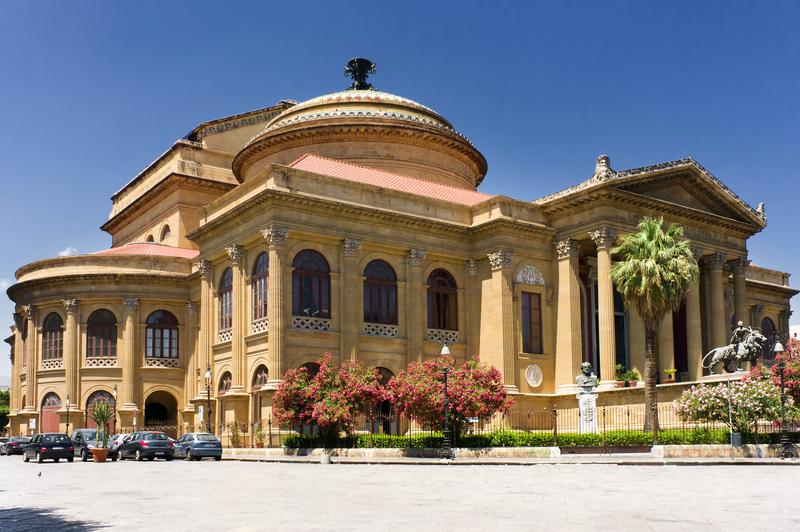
top-left (1, 1), bottom-right (798, 380)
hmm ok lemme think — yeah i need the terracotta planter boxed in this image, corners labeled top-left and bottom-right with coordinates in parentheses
top-left (615, 381), bottom-right (626, 388)
top-left (663, 377), bottom-right (676, 384)
top-left (91, 448), bottom-right (109, 463)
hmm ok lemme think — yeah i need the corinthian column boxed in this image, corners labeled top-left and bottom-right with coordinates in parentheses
top-left (262, 225), bottom-right (287, 384)
top-left (62, 299), bottom-right (79, 409)
top-left (184, 301), bottom-right (198, 404)
top-left (730, 257), bottom-right (749, 325)
top-left (120, 298), bottom-right (139, 409)
top-left (555, 239), bottom-right (582, 392)
top-left (405, 249), bottom-right (427, 364)
top-left (705, 253), bottom-right (728, 350)
top-left (479, 250), bottom-right (516, 390)
top-left (22, 305), bottom-right (37, 411)
top-left (226, 243), bottom-right (246, 393)
top-left (340, 238), bottom-right (362, 361)
top-left (685, 257), bottom-right (704, 381)
top-left (590, 227), bottom-right (617, 388)
top-left (197, 260), bottom-right (213, 400)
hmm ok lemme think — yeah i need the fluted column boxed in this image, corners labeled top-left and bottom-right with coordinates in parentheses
top-left (121, 298), bottom-right (139, 409)
top-left (628, 305), bottom-right (646, 379)
top-left (405, 249), bottom-right (427, 364)
top-left (226, 244), bottom-right (246, 392)
top-left (197, 260), bottom-right (213, 400)
top-left (22, 305), bottom-right (37, 411)
top-left (262, 225), bottom-right (287, 384)
top-left (184, 301), bottom-right (198, 404)
top-left (464, 259), bottom-right (480, 356)
top-left (705, 253), bottom-right (728, 349)
top-left (479, 250), bottom-right (516, 390)
top-left (340, 238), bottom-right (362, 361)
top-left (555, 240), bottom-right (582, 392)
top-left (685, 269), bottom-right (704, 381)
top-left (731, 257), bottom-right (749, 325)
top-left (62, 299), bottom-right (79, 408)
top-left (657, 313), bottom-right (675, 378)
top-left (590, 227), bottom-right (617, 388)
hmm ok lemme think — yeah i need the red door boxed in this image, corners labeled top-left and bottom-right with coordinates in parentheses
top-left (40, 393), bottom-right (62, 433)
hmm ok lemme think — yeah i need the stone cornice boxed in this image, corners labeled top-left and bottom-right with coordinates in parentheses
top-left (8, 272), bottom-right (189, 303)
top-left (184, 101), bottom-right (295, 142)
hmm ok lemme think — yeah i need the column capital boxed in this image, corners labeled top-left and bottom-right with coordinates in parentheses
top-left (225, 244), bottom-right (244, 266)
top-left (62, 299), bottom-right (79, 315)
top-left (690, 245), bottom-right (704, 260)
top-left (464, 258), bottom-right (479, 276)
top-left (341, 238), bottom-right (362, 258)
top-left (555, 239), bottom-right (579, 260)
top-left (703, 252), bottom-right (727, 271)
top-left (187, 300), bottom-right (198, 315)
top-left (487, 249), bottom-right (513, 271)
top-left (729, 256), bottom-right (750, 276)
top-left (197, 259), bottom-right (213, 280)
top-left (589, 227), bottom-right (617, 250)
top-left (261, 225), bottom-right (288, 247)
top-left (123, 298), bottom-right (139, 313)
top-left (406, 248), bottom-right (427, 266)
top-left (20, 305), bottom-right (36, 321)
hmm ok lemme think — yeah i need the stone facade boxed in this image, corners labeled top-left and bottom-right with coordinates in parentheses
top-left (5, 79), bottom-right (797, 439)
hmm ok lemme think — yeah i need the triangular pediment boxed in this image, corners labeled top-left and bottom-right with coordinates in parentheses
top-left (616, 174), bottom-right (741, 219)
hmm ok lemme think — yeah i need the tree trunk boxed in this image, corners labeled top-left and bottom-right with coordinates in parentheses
top-left (643, 326), bottom-right (660, 443)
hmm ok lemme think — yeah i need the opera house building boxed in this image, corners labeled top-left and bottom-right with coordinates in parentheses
top-left (5, 62), bottom-right (796, 437)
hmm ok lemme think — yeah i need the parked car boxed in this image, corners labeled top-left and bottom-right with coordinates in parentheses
top-left (71, 429), bottom-right (118, 461)
top-left (108, 433), bottom-right (129, 455)
top-left (118, 431), bottom-right (174, 461)
top-left (23, 433), bottom-right (74, 463)
top-left (2, 436), bottom-right (31, 455)
top-left (173, 433), bottom-right (223, 461)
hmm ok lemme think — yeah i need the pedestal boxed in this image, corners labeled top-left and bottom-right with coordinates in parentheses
top-left (577, 389), bottom-right (599, 434)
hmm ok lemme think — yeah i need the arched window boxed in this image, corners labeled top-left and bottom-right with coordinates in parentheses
top-left (364, 260), bottom-right (398, 325)
top-left (252, 253), bottom-right (269, 321)
top-left (300, 362), bottom-right (321, 379)
top-left (160, 225), bottom-right (171, 241)
top-left (219, 268), bottom-right (233, 331)
top-left (87, 309), bottom-right (117, 358)
top-left (292, 250), bottom-right (331, 319)
top-left (252, 364), bottom-right (269, 390)
top-left (218, 371), bottom-right (232, 395)
top-left (761, 317), bottom-right (776, 361)
top-left (42, 392), bottom-right (61, 408)
top-left (146, 234), bottom-right (155, 243)
top-left (145, 310), bottom-right (179, 359)
top-left (427, 269), bottom-right (458, 330)
top-left (42, 313), bottom-right (64, 360)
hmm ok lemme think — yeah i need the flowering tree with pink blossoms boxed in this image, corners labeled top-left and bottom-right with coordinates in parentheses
top-left (390, 355), bottom-right (513, 434)
top-left (273, 353), bottom-right (390, 443)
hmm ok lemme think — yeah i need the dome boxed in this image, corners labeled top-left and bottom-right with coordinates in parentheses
top-left (232, 89), bottom-right (488, 190)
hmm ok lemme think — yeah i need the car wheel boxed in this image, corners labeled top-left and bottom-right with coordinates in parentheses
top-left (185, 450), bottom-right (192, 461)
top-left (147, 457), bottom-right (155, 461)
top-left (68, 457), bottom-right (74, 463)
top-left (214, 456), bottom-right (221, 462)
top-left (23, 453), bottom-right (29, 463)
top-left (119, 452), bottom-right (125, 461)
top-left (110, 456), bottom-right (117, 462)
top-left (54, 458), bottom-right (59, 463)
top-left (36, 452), bottom-right (43, 464)
top-left (166, 456), bottom-right (173, 462)
top-left (81, 450), bottom-right (89, 462)
top-left (135, 449), bottom-right (143, 461)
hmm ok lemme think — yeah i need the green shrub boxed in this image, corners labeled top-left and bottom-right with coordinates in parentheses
top-left (604, 430), bottom-right (652, 446)
top-left (658, 428), bottom-right (729, 445)
top-left (557, 432), bottom-right (604, 447)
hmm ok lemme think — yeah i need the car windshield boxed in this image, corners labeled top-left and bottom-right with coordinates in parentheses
top-left (144, 433), bottom-right (168, 441)
top-left (196, 434), bottom-right (219, 442)
top-left (81, 431), bottom-right (99, 441)
top-left (11, 438), bottom-right (30, 443)
top-left (43, 435), bottom-right (71, 444)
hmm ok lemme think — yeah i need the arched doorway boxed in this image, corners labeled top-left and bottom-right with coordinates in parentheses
top-left (144, 391), bottom-right (178, 437)
top-left (41, 393), bottom-right (61, 433)
top-left (86, 390), bottom-right (116, 433)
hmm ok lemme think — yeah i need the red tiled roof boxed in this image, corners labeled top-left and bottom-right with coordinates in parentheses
top-left (93, 243), bottom-right (199, 259)
top-left (289, 154), bottom-right (493, 207)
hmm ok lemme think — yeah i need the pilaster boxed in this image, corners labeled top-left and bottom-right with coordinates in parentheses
top-left (120, 298), bottom-right (139, 411)
top-left (226, 243), bottom-right (246, 393)
top-left (262, 225), bottom-right (288, 385)
top-left (22, 305), bottom-right (36, 412)
top-left (62, 299), bottom-right (79, 409)
top-left (340, 238), bottom-right (362, 361)
top-left (405, 248), bottom-right (427, 364)
top-left (480, 250), bottom-right (516, 391)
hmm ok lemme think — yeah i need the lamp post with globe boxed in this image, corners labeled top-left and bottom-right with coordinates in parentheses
top-left (205, 365), bottom-right (213, 434)
top-left (438, 344), bottom-right (454, 460)
top-left (773, 340), bottom-right (794, 459)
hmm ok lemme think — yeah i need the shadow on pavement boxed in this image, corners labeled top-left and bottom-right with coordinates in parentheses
top-left (0, 507), bottom-right (104, 531)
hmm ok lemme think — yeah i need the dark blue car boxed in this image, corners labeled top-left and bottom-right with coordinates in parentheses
top-left (173, 433), bottom-right (222, 461)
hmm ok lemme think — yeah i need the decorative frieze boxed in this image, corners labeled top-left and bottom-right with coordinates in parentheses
top-left (62, 299), bottom-right (78, 314)
top-left (86, 357), bottom-right (117, 368)
top-left (226, 244), bottom-right (244, 266)
top-left (251, 317), bottom-right (269, 334)
top-left (341, 238), bottom-right (362, 258)
top-left (363, 322), bottom-right (399, 337)
top-left (197, 259), bottom-right (213, 280)
top-left (292, 316), bottom-right (332, 331)
top-left (145, 358), bottom-right (180, 368)
top-left (261, 225), bottom-right (288, 247)
top-left (555, 239), bottom-right (579, 260)
top-left (703, 252), bottom-right (727, 271)
top-left (516, 265), bottom-right (545, 286)
top-left (426, 328), bottom-right (460, 344)
top-left (589, 227), bottom-right (617, 249)
top-left (464, 258), bottom-right (478, 276)
top-left (123, 298), bottom-right (139, 312)
top-left (405, 249), bottom-right (427, 266)
top-left (41, 359), bottom-right (63, 370)
top-left (487, 250), bottom-right (513, 271)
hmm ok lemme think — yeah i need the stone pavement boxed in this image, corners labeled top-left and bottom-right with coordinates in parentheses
top-left (1, 455), bottom-right (799, 531)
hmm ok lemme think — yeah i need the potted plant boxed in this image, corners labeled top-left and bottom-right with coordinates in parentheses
top-left (622, 370), bottom-right (640, 387)
top-left (614, 364), bottom-right (627, 388)
top-left (254, 426), bottom-right (266, 448)
top-left (90, 400), bottom-right (112, 462)
top-left (663, 368), bottom-right (677, 384)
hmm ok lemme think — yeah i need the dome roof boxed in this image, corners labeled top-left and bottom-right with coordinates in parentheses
top-left (232, 89), bottom-right (487, 190)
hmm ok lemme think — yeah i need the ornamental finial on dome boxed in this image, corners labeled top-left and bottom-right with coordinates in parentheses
top-left (344, 57), bottom-right (377, 91)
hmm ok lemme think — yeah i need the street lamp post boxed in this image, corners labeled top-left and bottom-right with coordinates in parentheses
top-left (439, 344), bottom-right (454, 460)
top-left (774, 341), bottom-right (794, 459)
top-left (65, 394), bottom-right (70, 435)
top-left (205, 365), bottom-right (213, 434)
top-left (112, 385), bottom-right (118, 433)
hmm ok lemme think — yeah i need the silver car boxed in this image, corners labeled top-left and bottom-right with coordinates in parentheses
top-left (172, 433), bottom-right (222, 461)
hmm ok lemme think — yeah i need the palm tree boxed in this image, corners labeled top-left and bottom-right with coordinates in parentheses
top-left (610, 217), bottom-right (699, 443)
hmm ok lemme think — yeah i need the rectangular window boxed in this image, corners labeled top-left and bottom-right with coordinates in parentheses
top-left (521, 292), bottom-right (543, 354)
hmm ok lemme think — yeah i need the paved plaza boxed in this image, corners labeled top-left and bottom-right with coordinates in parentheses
top-left (1, 456), bottom-right (798, 531)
